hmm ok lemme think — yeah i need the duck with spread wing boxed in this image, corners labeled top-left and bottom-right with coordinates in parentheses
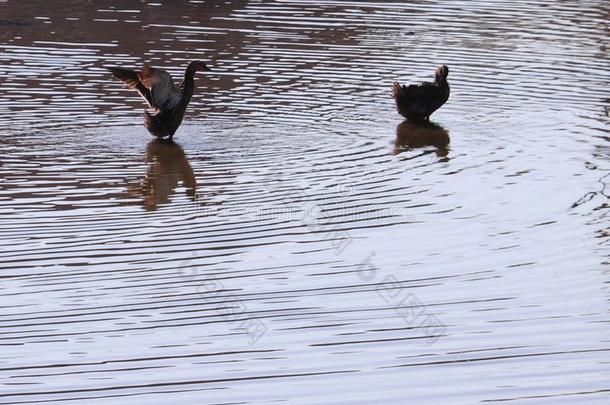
top-left (108, 61), bottom-right (211, 141)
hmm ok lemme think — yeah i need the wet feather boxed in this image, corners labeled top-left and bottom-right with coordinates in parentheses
top-left (393, 65), bottom-right (450, 122)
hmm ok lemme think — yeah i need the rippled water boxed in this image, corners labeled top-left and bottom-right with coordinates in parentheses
top-left (1, 1), bottom-right (609, 404)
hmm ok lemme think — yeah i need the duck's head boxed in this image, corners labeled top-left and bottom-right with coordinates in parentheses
top-left (188, 60), bottom-right (211, 72)
top-left (435, 64), bottom-right (449, 81)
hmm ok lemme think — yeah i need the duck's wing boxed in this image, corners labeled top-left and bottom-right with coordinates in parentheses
top-left (138, 66), bottom-right (181, 110)
top-left (107, 67), bottom-right (153, 108)
top-left (394, 82), bottom-right (436, 101)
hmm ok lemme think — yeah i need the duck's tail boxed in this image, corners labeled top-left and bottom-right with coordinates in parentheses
top-left (392, 82), bottom-right (403, 99)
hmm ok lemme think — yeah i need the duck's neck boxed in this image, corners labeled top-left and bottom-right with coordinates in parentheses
top-left (181, 66), bottom-right (197, 103)
top-left (435, 77), bottom-right (448, 87)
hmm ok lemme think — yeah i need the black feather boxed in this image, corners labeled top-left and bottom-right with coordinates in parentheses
top-left (393, 65), bottom-right (450, 122)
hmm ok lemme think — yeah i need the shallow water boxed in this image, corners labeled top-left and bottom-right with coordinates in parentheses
top-left (1, 1), bottom-right (609, 404)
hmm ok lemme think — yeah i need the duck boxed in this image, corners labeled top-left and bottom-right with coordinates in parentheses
top-left (107, 61), bottom-right (211, 141)
top-left (392, 65), bottom-right (450, 122)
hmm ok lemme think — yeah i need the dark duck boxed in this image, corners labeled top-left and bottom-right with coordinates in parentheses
top-left (108, 61), bottom-right (211, 141)
top-left (392, 64), bottom-right (450, 122)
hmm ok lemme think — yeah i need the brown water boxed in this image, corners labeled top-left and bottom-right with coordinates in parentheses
top-left (1, 1), bottom-right (609, 404)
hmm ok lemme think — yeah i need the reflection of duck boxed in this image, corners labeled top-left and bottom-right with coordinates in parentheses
top-left (394, 120), bottom-right (450, 157)
top-left (107, 61), bottom-right (211, 141)
top-left (128, 140), bottom-right (196, 210)
top-left (392, 65), bottom-right (450, 122)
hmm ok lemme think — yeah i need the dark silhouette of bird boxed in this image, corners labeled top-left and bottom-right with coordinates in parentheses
top-left (392, 65), bottom-right (450, 122)
top-left (107, 61), bottom-right (211, 141)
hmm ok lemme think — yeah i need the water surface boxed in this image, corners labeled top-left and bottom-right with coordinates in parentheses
top-left (1, 1), bottom-right (609, 404)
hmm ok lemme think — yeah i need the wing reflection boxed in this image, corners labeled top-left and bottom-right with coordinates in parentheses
top-left (394, 120), bottom-right (450, 158)
top-left (128, 140), bottom-right (196, 211)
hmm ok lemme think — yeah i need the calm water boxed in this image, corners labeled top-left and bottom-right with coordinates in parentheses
top-left (1, 1), bottom-right (609, 404)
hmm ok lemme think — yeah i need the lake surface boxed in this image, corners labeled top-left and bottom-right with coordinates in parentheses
top-left (1, 1), bottom-right (609, 403)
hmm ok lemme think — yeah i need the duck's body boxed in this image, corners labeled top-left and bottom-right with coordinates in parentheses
top-left (392, 65), bottom-right (450, 122)
top-left (108, 61), bottom-right (210, 140)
